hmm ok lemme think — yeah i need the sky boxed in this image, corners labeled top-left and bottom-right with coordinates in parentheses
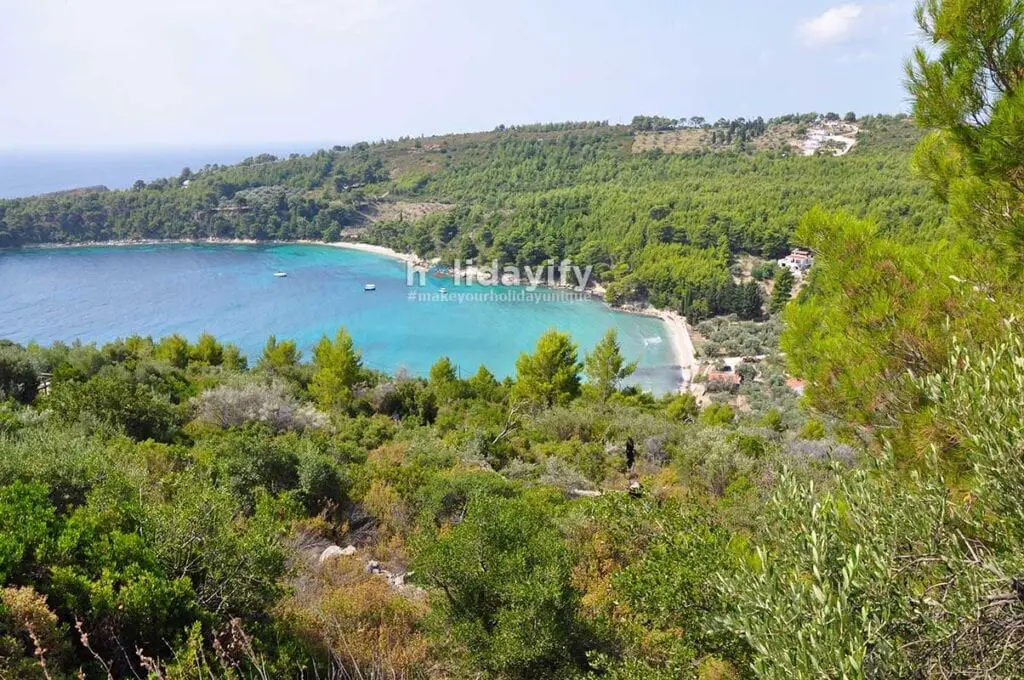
top-left (0, 0), bottom-right (921, 150)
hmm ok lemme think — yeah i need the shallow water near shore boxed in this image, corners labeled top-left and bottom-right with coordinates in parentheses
top-left (0, 243), bottom-right (680, 394)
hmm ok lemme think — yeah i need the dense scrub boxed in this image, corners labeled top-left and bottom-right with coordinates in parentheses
top-left (0, 327), bottom-right (850, 678)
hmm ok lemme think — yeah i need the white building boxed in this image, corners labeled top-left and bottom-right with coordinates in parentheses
top-left (778, 249), bottom-right (814, 276)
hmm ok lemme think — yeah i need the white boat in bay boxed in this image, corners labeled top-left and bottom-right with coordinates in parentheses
top-left (274, 272), bottom-right (287, 278)
top-left (364, 283), bottom-right (376, 291)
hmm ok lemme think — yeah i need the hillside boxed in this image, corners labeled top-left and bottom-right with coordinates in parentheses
top-left (0, 114), bottom-right (941, 321)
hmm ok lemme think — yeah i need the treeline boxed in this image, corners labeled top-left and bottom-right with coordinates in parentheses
top-left (494, 120), bottom-right (611, 132)
top-left (0, 147), bottom-right (395, 246)
top-left (631, 112), bottom-right (862, 132)
top-left (631, 114), bottom-right (769, 133)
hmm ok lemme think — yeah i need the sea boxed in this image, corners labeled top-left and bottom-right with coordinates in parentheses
top-left (0, 145), bottom-right (324, 199)
top-left (0, 243), bottom-right (681, 394)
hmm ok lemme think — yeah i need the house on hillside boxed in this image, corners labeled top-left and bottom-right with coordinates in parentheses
top-left (777, 249), bottom-right (814, 277)
top-left (707, 367), bottom-right (743, 390)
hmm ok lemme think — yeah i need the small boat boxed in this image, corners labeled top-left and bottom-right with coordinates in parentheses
top-left (439, 287), bottom-right (448, 295)
top-left (364, 283), bottom-right (376, 291)
top-left (274, 272), bottom-right (288, 278)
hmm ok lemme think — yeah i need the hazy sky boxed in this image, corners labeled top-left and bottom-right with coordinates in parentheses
top-left (0, 0), bottom-right (920, 150)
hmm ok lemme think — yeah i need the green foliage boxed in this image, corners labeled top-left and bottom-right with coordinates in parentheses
top-left (0, 482), bottom-right (53, 582)
top-left (429, 356), bottom-right (463, 402)
top-left (769, 266), bottom-right (794, 314)
top-left (666, 393), bottom-right (700, 423)
top-left (751, 260), bottom-right (778, 280)
top-left (722, 328), bottom-right (1024, 678)
top-left (781, 208), bottom-right (1003, 430)
top-left (155, 333), bottom-right (191, 369)
top-left (799, 419), bottom-right (826, 440)
top-left (573, 495), bottom-right (741, 673)
top-left (0, 345), bottom-right (38, 404)
top-left (513, 330), bottom-right (582, 407)
top-left (413, 493), bottom-right (580, 679)
top-left (257, 335), bottom-right (303, 378)
top-left (48, 371), bottom-right (179, 441)
top-left (190, 331), bottom-right (225, 365)
top-left (583, 329), bottom-right (637, 401)
top-left (310, 327), bottom-right (364, 411)
top-left (697, 315), bottom-right (781, 358)
top-left (700, 403), bottom-right (735, 427)
top-left (908, 0), bottom-right (1024, 262)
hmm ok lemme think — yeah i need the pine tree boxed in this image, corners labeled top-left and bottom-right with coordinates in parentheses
top-left (908, 0), bottom-right (1024, 263)
top-left (739, 281), bottom-right (763, 319)
top-left (770, 267), bottom-right (795, 314)
top-left (513, 331), bottom-right (581, 407)
top-left (310, 328), bottom-right (363, 411)
top-left (583, 329), bottom-right (638, 401)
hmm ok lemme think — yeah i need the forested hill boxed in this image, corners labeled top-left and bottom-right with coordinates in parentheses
top-left (0, 113), bottom-right (943, 319)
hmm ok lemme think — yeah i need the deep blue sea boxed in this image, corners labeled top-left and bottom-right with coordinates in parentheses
top-left (0, 146), bottom-right (323, 199)
top-left (0, 243), bottom-right (680, 394)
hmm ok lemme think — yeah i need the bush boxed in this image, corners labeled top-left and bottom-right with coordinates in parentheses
top-left (193, 380), bottom-right (328, 432)
top-left (48, 372), bottom-right (179, 441)
top-left (666, 394), bottom-right (699, 423)
top-left (413, 493), bottom-right (580, 678)
top-left (700, 403), bottom-right (735, 427)
top-left (0, 346), bottom-right (38, 404)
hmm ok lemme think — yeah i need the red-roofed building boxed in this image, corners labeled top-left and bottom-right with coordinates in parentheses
top-left (707, 369), bottom-right (742, 387)
top-left (778, 249), bottom-right (814, 277)
top-left (785, 378), bottom-right (806, 396)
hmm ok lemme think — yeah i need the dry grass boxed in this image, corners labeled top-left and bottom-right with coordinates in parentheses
top-left (631, 129), bottom-right (708, 154)
top-left (362, 201), bottom-right (451, 224)
top-left (278, 556), bottom-right (432, 679)
top-left (631, 123), bottom-right (803, 154)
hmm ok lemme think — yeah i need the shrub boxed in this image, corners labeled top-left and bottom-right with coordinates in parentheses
top-left (700, 403), bottom-right (735, 427)
top-left (666, 394), bottom-right (699, 423)
top-left (48, 372), bottom-right (178, 441)
top-left (413, 493), bottom-right (580, 678)
top-left (0, 346), bottom-right (38, 404)
top-left (193, 381), bottom-right (328, 432)
top-left (799, 419), bottom-right (826, 440)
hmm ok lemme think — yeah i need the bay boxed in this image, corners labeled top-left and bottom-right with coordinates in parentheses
top-left (0, 243), bottom-right (680, 394)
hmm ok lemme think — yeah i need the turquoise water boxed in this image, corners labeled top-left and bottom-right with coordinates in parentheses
top-left (0, 244), bottom-right (679, 394)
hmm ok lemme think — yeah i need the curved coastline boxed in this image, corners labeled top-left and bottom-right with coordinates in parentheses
top-left (11, 237), bottom-right (696, 392)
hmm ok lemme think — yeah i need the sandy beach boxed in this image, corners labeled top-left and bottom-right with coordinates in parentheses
top-left (313, 239), bottom-right (426, 267)
top-left (619, 305), bottom-right (697, 392)
top-left (22, 236), bottom-right (429, 267)
top-left (24, 237), bottom-right (266, 250)
top-left (661, 310), bottom-right (697, 390)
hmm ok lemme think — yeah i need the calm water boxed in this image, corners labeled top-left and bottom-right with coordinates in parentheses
top-left (0, 145), bottom-right (324, 199)
top-left (0, 244), bottom-right (679, 394)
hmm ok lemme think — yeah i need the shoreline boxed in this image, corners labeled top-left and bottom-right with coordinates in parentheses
top-left (12, 236), bottom-right (695, 391)
top-left (616, 305), bottom-right (696, 392)
top-left (16, 236), bottom-right (427, 266)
